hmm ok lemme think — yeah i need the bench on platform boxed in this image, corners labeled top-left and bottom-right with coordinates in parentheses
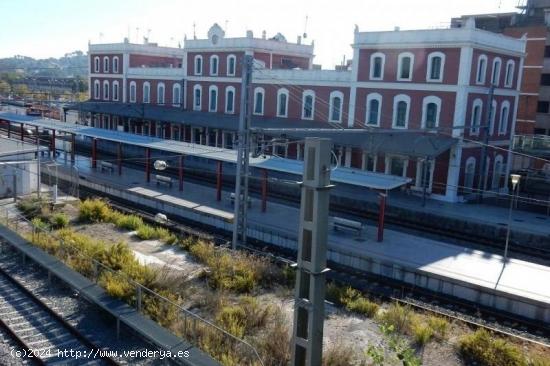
top-left (155, 174), bottom-right (173, 188)
top-left (100, 161), bottom-right (114, 173)
top-left (229, 192), bottom-right (252, 207)
top-left (332, 217), bottom-right (363, 236)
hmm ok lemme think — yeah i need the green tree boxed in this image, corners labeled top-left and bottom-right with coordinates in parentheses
top-left (13, 84), bottom-right (29, 97)
top-left (0, 80), bottom-right (11, 95)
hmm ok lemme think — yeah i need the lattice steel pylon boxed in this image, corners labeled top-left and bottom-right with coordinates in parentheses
top-left (291, 137), bottom-right (332, 366)
top-left (232, 52), bottom-right (254, 249)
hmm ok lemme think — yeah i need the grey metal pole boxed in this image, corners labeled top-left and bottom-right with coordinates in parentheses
top-left (503, 188), bottom-right (515, 262)
top-left (291, 137), bottom-right (332, 366)
top-left (478, 84), bottom-right (494, 203)
top-left (232, 53), bottom-right (253, 250)
top-left (12, 175), bottom-right (17, 203)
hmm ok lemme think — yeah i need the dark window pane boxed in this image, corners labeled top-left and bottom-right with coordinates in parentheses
top-left (426, 103), bottom-right (437, 128)
top-left (541, 74), bottom-right (550, 86)
top-left (373, 57), bottom-right (382, 78)
top-left (430, 57), bottom-right (441, 80)
top-left (400, 57), bottom-right (411, 79)
top-left (537, 101), bottom-right (549, 113)
top-left (368, 99), bottom-right (379, 125)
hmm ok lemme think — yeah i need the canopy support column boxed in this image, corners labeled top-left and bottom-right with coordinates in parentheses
top-left (7, 121), bottom-right (10, 138)
top-left (50, 129), bottom-right (56, 156)
top-left (91, 138), bottom-right (97, 169)
top-left (261, 169), bottom-right (268, 213)
top-left (216, 161), bottom-right (222, 201)
top-left (178, 155), bottom-right (184, 191)
top-left (70, 134), bottom-right (76, 164)
top-left (145, 147), bottom-right (151, 183)
top-left (117, 142), bottom-right (122, 175)
top-left (20, 123), bottom-right (24, 141)
top-left (377, 192), bottom-right (387, 242)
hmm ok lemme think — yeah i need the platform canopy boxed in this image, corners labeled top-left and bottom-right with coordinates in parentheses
top-left (0, 112), bottom-right (411, 190)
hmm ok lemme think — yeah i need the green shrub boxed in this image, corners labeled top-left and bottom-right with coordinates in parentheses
top-left (345, 297), bottom-right (379, 318)
top-left (529, 356), bottom-right (550, 366)
top-left (50, 212), bottom-right (70, 229)
top-left (427, 316), bottom-right (449, 340)
top-left (377, 302), bottom-right (415, 334)
top-left (459, 329), bottom-right (527, 366)
top-left (17, 196), bottom-right (47, 219)
top-left (136, 224), bottom-right (157, 240)
top-left (411, 322), bottom-right (433, 346)
top-left (329, 286), bottom-right (380, 318)
top-left (114, 214), bottom-right (143, 231)
top-left (78, 198), bottom-right (112, 222)
top-left (31, 217), bottom-right (50, 232)
top-left (326, 282), bottom-right (344, 304)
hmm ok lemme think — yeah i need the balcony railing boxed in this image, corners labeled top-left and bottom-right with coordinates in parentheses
top-left (127, 67), bottom-right (185, 78)
top-left (513, 134), bottom-right (550, 153)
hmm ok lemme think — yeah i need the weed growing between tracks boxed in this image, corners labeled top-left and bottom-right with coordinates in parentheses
top-left (11, 196), bottom-right (550, 366)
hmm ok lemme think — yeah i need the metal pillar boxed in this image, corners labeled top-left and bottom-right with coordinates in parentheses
top-left (261, 169), bottom-right (268, 212)
top-left (7, 121), bottom-right (10, 138)
top-left (51, 129), bottom-right (56, 155)
top-left (117, 142), bottom-right (122, 175)
top-left (91, 138), bottom-right (97, 168)
top-left (216, 161), bottom-right (223, 201)
top-left (145, 148), bottom-right (151, 183)
top-left (291, 138), bottom-right (332, 366)
top-left (20, 123), bottom-right (24, 141)
top-left (178, 155), bottom-right (184, 191)
top-left (232, 53), bottom-right (254, 249)
top-left (35, 126), bottom-right (39, 145)
top-left (70, 134), bottom-right (76, 164)
top-left (377, 192), bottom-right (387, 242)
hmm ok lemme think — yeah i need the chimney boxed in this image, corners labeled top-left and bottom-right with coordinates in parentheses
top-left (246, 30), bottom-right (253, 38)
top-left (394, 26), bottom-right (400, 31)
top-left (297, 35), bottom-right (302, 44)
top-left (262, 30), bottom-right (266, 39)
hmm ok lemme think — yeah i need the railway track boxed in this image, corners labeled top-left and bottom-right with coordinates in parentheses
top-left (71, 185), bottom-right (550, 349)
top-left (0, 264), bottom-right (117, 365)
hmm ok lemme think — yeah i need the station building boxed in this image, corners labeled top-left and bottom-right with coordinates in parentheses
top-left (69, 19), bottom-right (526, 203)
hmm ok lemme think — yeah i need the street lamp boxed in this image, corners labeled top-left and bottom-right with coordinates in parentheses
top-left (503, 173), bottom-right (521, 263)
top-left (153, 160), bottom-right (167, 171)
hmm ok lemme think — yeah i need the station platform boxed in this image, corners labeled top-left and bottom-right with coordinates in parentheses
top-left (45, 155), bottom-right (550, 323)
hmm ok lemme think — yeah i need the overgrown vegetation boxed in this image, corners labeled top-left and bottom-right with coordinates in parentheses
top-left (459, 329), bottom-right (527, 366)
top-left (326, 282), bottom-right (379, 318)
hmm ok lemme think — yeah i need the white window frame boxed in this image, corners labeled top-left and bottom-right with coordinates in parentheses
top-left (366, 93), bottom-right (382, 126)
top-left (489, 100), bottom-right (497, 136)
top-left (172, 83), bottom-right (181, 106)
top-left (369, 52), bottom-right (385, 80)
top-left (329, 90), bottom-right (344, 123)
top-left (392, 94), bottom-right (411, 129)
top-left (143, 81), bottom-right (151, 103)
top-left (470, 98), bottom-right (483, 135)
top-left (421, 96), bottom-right (442, 129)
top-left (210, 55), bottom-right (219, 76)
top-left (504, 60), bottom-right (515, 87)
top-left (194, 55), bottom-right (203, 75)
top-left (476, 55), bottom-right (488, 84)
top-left (94, 57), bottom-right (100, 73)
top-left (464, 157), bottom-right (476, 192)
top-left (276, 88), bottom-right (289, 118)
top-left (253, 87), bottom-right (265, 115)
top-left (397, 52), bottom-right (414, 81)
top-left (113, 56), bottom-right (119, 73)
top-left (491, 57), bottom-right (502, 86)
top-left (498, 100), bottom-right (510, 135)
top-left (385, 155), bottom-right (409, 177)
top-left (208, 85), bottom-right (218, 112)
top-left (492, 155), bottom-right (504, 190)
top-left (129, 81), bottom-right (136, 103)
top-left (426, 52), bottom-right (445, 82)
top-left (157, 82), bottom-right (165, 104)
top-left (102, 80), bottom-right (109, 100)
top-left (415, 157), bottom-right (435, 191)
top-left (225, 86), bottom-right (235, 114)
top-left (227, 54), bottom-right (236, 76)
top-left (302, 90), bottom-right (315, 120)
top-left (103, 56), bottom-right (109, 73)
top-left (93, 80), bottom-right (100, 99)
top-left (112, 80), bottom-right (119, 101)
top-left (193, 84), bottom-right (202, 111)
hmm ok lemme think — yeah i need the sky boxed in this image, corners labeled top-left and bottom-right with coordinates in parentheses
top-left (0, 0), bottom-right (525, 68)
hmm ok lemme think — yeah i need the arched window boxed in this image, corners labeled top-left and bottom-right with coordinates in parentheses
top-left (227, 55), bottom-right (236, 76)
top-left (329, 91), bottom-right (344, 122)
top-left (492, 57), bottom-right (502, 86)
top-left (489, 100), bottom-right (497, 136)
top-left (427, 52), bottom-right (445, 82)
top-left (499, 101), bottom-right (510, 135)
top-left (103, 57), bottom-right (109, 73)
top-left (94, 57), bottom-right (100, 73)
top-left (302, 90), bottom-right (315, 119)
top-left (476, 55), bottom-right (488, 84)
top-left (366, 93), bottom-right (382, 126)
top-left (504, 60), bottom-right (515, 87)
top-left (103, 80), bottom-right (109, 100)
top-left (93, 80), bottom-right (100, 99)
top-left (172, 83), bottom-right (181, 105)
top-left (113, 56), bottom-right (119, 73)
top-left (277, 88), bottom-right (289, 117)
top-left (492, 155), bottom-right (504, 190)
top-left (422, 96), bottom-right (441, 129)
top-left (225, 86), bottom-right (235, 113)
top-left (370, 53), bottom-right (385, 80)
top-left (112, 81), bottom-right (119, 101)
top-left (194, 55), bottom-right (203, 75)
top-left (209, 85), bottom-right (218, 112)
top-left (470, 99), bottom-right (483, 135)
top-left (210, 55), bottom-right (219, 75)
top-left (193, 84), bottom-right (202, 110)
top-left (143, 82), bottom-right (150, 103)
top-left (397, 52), bottom-right (414, 81)
top-left (129, 81), bottom-right (136, 103)
top-left (392, 95), bottom-right (410, 128)
top-left (157, 82), bottom-right (165, 104)
top-left (464, 157), bottom-right (476, 193)
top-left (253, 87), bottom-right (265, 115)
